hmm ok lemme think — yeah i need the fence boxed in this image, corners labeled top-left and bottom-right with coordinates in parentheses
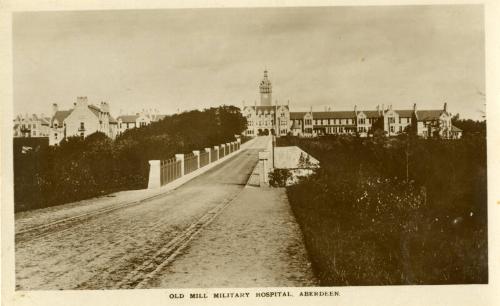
top-left (160, 158), bottom-right (182, 185)
top-left (200, 151), bottom-right (210, 167)
top-left (184, 153), bottom-right (199, 175)
top-left (147, 138), bottom-right (242, 189)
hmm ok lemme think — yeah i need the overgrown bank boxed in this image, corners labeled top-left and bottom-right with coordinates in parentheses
top-left (14, 106), bottom-right (246, 212)
top-left (278, 130), bottom-right (487, 285)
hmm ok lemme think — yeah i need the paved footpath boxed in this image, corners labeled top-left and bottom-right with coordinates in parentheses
top-left (148, 187), bottom-right (317, 288)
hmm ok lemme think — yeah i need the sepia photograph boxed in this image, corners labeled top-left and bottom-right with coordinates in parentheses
top-left (2, 1), bottom-right (496, 303)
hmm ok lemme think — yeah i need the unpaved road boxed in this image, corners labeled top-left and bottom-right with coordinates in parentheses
top-left (15, 137), bottom-right (315, 289)
top-left (147, 187), bottom-right (317, 288)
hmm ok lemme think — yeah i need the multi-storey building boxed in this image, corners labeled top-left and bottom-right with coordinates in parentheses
top-left (242, 70), bottom-right (290, 137)
top-left (13, 114), bottom-right (51, 138)
top-left (243, 70), bottom-right (462, 139)
top-left (116, 109), bottom-right (167, 136)
top-left (49, 97), bottom-right (118, 145)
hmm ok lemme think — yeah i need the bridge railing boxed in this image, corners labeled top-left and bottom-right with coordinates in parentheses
top-left (147, 138), bottom-right (242, 189)
top-left (160, 158), bottom-right (182, 186)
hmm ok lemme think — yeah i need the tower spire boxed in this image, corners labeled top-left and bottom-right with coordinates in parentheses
top-left (259, 69), bottom-right (272, 106)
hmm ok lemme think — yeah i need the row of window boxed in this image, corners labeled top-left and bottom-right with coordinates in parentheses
top-left (247, 120), bottom-right (275, 127)
top-left (387, 117), bottom-right (411, 124)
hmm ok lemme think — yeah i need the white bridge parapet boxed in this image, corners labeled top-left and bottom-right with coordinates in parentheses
top-left (148, 138), bottom-right (248, 190)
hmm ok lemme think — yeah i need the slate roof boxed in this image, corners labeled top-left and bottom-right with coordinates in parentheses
top-left (359, 110), bottom-right (382, 118)
top-left (290, 112), bottom-right (307, 119)
top-left (394, 110), bottom-right (414, 118)
top-left (51, 110), bottom-right (72, 125)
top-left (416, 110), bottom-right (447, 121)
top-left (117, 115), bottom-right (139, 123)
top-left (313, 111), bottom-right (356, 119)
top-left (88, 105), bottom-right (102, 118)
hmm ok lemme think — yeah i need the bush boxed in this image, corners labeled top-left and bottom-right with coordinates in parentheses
top-left (268, 168), bottom-right (292, 187)
top-left (14, 106), bottom-right (247, 212)
top-left (280, 134), bottom-right (487, 285)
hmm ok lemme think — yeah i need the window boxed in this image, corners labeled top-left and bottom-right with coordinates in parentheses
top-left (399, 117), bottom-right (401, 124)
top-left (390, 126), bottom-right (395, 133)
top-left (388, 117), bottom-right (395, 124)
top-left (280, 113), bottom-right (285, 117)
top-left (358, 118), bottom-right (365, 125)
top-left (55, 133), bottom-right (58, 139)
top-left (399, 126), bottom-right (403, 132)
top-left (80, 122), bottom-right (85, 130)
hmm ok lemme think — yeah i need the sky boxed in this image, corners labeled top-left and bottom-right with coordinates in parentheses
top-left (13, 5), bottom-right (485, 119)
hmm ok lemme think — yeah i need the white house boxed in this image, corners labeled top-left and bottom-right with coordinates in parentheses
top-left (49, 97), bottom-right (117, 145)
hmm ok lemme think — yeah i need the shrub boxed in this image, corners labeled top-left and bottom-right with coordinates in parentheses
top-left (281, 134), bottom-right (487, 285)
top-left (268, 168), bottom-right (292, 187)
top-left (14, 106), bottom-right (247, 212)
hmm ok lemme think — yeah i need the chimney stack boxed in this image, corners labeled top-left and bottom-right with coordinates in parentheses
top-left (376, 104), bottom-right (380, 114)
top-left (413, 103), bottom-right (417, 112)
top-left (443, 102), bottom-right (447, 112)
top-left (76, 96), bottom-right (88, 108)
top-left (354, 104), bottom-right (357, 114)
top-left (52, 103), bottom-right (58, 116)
top-left (100, 101), bottom-right (109, 113)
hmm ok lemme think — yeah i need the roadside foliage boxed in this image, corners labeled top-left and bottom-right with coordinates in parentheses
top-left (14, 106), bottom-right (247, 212)
top-left (279, 121), bottom-right (487, 285)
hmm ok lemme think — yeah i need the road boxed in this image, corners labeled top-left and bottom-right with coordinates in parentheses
top-left (15, 136), bottom-right (315, 289)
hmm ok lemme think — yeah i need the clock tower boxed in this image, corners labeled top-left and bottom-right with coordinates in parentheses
top-left (259, 70), bottom-right (272, 106)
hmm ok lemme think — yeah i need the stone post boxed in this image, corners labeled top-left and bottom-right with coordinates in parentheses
top-left (148, 160), bottom-right (161, 189)
top-left (259, 151), bottom-right (269, 186)
top-left (205, 147), bottom-right (211, 163)
top-left (213, 146), bottom-right (219, 160)
top-left (175, 154), bottom-right (185, 176)
top-left (220, 144), bottom-right (226, 157)
top-left (192, 150), bottom-right (201, 169)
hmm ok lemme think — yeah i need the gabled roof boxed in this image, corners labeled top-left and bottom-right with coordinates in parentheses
top-left (290, 112), bottom-right (307, 119)
top-left (394, 110), bottom-right (414, 118)
top-left (358, 110), bottom-right (381, 118)
top-left (88, 105), bottom-right (102, 118)
top-left (313, 111), bottom-right (356, 119)
top-left (117, 115), bottom-right (139, 123)
top-left (52, 110), bottom-right (72, 125)
top-left (451, 125), bottom-right (462, 132)
top-left (416, 110), bottom-right (447, 121)
top-left (109, 115), bottom-right (117, 124)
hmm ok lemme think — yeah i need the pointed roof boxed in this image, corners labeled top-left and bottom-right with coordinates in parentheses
top-left (290, 112), bottom-right (307, 119)
top-left (259, 70), bottom-right (272, 93)
top-left (51, 110), bottom-right (72, 125)
top-left (117, 115), bottom-right (139, 123)
top-left (313, 111), bottom-right (356, 119)
top-left (415, 110), bottom-right (447, 121)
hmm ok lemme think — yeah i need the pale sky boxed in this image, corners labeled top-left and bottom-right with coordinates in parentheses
top-left (13, 5), bottom-right (485, 119)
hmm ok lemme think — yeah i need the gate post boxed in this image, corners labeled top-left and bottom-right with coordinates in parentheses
top-left (175, 154), bottom-right (185, 176)
top-left (148, 160), bottom-right (161, 189)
